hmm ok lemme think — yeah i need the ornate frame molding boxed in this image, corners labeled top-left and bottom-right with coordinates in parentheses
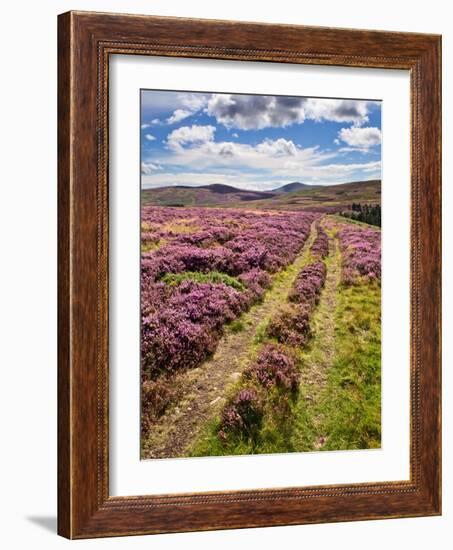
top-left (58, 11), bottom-right (441, 538)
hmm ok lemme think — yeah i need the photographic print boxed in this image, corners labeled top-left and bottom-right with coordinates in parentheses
top-left (140, 89), bottom-right (382, 459)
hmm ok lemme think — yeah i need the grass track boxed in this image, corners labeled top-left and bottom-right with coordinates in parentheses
top-left (292, 221), bottom-right (381, 452)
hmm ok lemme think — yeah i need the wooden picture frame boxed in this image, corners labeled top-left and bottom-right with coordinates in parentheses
top-left (58, 10), bottom-right (441, 539)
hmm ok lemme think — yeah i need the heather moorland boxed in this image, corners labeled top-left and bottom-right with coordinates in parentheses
top-left (140, 89), bottom-right (382, 458)
top-left (140, 202), bottom-right (381, 458)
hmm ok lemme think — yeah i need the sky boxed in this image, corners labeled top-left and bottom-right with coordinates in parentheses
top-left (140, 89), bottom-right (381, 191)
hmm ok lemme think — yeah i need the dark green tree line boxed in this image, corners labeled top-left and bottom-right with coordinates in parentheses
top-left (340, 203), bottom-right (381, 227)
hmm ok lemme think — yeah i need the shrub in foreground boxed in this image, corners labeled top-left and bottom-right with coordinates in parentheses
top-left (266, 304), bottom-right (311, 346)
top-left (141, 377), bottom-right (180, 435)
top-left (245, 344), bottom-right (300, 392)
top-left (218, 389), bottom-right (263, 442)
top-left (289, 261), bottom-right (327, 308)
top-left (310, 227), bottom-right (329, 259)
top-left (337, 225), bottom-right (381, 284)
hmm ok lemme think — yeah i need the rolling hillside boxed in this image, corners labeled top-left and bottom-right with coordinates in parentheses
top-left (243, 180), bottom-right (381, 211)
top-left (141, 183), bottom-right (275, 206)
top-left (141, 179), bottom-right (381, 211)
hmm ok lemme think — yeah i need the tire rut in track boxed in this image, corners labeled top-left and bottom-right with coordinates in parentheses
top-left (296, 222), bottom-right (341, 450)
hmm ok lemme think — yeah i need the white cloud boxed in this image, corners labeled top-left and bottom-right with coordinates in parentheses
top-left (255, 138), bottom-right (298, 157)
top-left (337, 126), bottom-right (382, 149)
top-left (147, 93), bottom-right (209, 126)
top-left (206, 94), bottom-right (373, 130)
top-left (143, 90), bottom-right (378, 132)
top-left (141, 123), bottom-right (151, 129)
top-left (166, 94), bottom-right (207, 124)
top-left (166, 124), bottom-right (216, 150)
top-left (165, 135), bottom-right (326, 170)
top-left (143, 127), bottom-right (381, 190)
top-left (304, 99), bottom-right (369, 125)
top-left (178, 93), bottom-right (207, 112)
top-left (166, 109), bottom-right (193, 125)
top-left (338, 146), bottom-right (376, 154)
top-left (144, 134), bottom-right (156, 141)
top-left (141, 93), bottom-right (381, 189)
top-left (149, 133), bottom-right (344, 186)
top-left (316, 160), bottom-right (381, 174)
top-left (141, 161), bottom-right (163, 174)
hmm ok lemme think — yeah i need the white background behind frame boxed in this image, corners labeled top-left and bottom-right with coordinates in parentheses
top-left (1, 0), bottom-right (450, 548)
top-left (109, 54), bottom-right (410, 497)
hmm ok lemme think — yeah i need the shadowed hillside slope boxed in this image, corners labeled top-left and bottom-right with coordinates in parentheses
top-left (142, 180), bottom-right (381, 211)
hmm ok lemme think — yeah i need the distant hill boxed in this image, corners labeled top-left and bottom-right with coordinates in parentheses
top-left (142, 180), bottom-right (381, 211)
top-left (272, 181), bottom-right (313, 193)
top-left (242, 179), bottom-right (381, 212)
top-left (195, 183), bottom-right (249, 194)
top-left (142, 183), bottom-right (275, 207)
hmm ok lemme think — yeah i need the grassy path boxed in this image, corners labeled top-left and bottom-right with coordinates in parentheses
top-left (141, 221), bottom-right (319, 459)
top-left (292, 218), bottom-right (381, 451)
top-left (291, 222), bottom-right (341, 450)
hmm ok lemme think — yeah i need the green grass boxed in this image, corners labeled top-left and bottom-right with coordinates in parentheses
top-left (320, 282), bottom-right (381, 450)
top-left (291, 281), bottom-right (381, 452)
top-left (290, 226), bottom-right (381, 452)
top-left (330, 213), bottom-right (381, 230)
top-left (192, 280), bottom-right (381, 457)
top-left (161, 271), bottom-right (245, 291)
top-left (228, 319), bottom-right (246, 333)
top-left (190, 418), bottom-right (256, 457)
top-left (189, 385), bottom-right (302, 457)
top-left (141, 240), bottom-right (161, 253)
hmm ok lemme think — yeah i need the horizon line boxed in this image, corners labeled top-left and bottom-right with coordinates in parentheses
top-left (141, 177), bottom-right (381, 192)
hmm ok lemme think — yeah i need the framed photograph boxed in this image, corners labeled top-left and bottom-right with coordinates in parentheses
top-left (58, 11), bottom-right (441, 538)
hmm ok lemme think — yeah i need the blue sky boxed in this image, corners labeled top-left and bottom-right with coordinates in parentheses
top-left (141, 90), bottom-right (381, 191)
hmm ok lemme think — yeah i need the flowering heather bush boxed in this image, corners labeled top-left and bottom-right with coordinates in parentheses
top-left (141, 281), bottom-right (246, 378)
top-left (238, 268), bottom-right (271, 301)
top-left (218, 389), bottom-right (263, 441)
top-left (337, 225), bottom-right (381, 284)
top-left (142, 307), bottom-right (217, 379)
top-left (140, 281), bottom-right (172, 318)
top-left (310, 226), bottom-right (329, 259)
top-left (266, 303), bottom-right (311, 346)
top-left (289, 261), bottom-right (327, 308)
top-left (141, 377), bottom-right (180, 433)
top-left (141, 232), bottom-right (160, 246)
top-left (141, 251), bottom-right (185, 283)
top-left (245, 344), bottom-right (300, 391)
top-left (144, 243), bottom-right (236, 278)
top-left (140, 207), bottom-right (319, 380)
top-left (141, 206), bottom-right (318, 282)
